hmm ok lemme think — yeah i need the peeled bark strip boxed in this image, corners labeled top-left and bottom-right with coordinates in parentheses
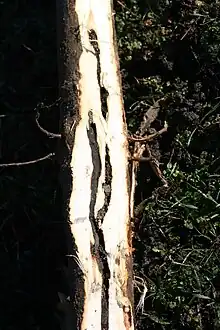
top-left (57, 0), bottom-right (134, 329)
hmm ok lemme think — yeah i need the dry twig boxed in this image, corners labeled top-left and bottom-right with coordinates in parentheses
top-left (35, 112), bottom-right (61, 138)
top-left (0, 153), bottom-right (55, 167)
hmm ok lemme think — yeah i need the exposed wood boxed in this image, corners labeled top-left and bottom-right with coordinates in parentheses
top-left (57, 0), bottom-right (134, 329)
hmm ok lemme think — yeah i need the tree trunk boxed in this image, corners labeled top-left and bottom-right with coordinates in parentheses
top-left (56, 1), bottom-right (134, 329)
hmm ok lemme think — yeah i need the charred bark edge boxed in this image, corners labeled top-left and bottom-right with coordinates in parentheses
top-left (56, 0), bottom-right (84, 327)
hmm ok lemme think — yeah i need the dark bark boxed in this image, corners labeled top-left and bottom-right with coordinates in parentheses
top-left (56, 1), bottom-right (84, 328)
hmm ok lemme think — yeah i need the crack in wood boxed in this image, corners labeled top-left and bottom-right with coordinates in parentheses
top-left (89, 29), bottom-right (108, 119)
top-left (87, 110), bottom-right (110, 330)
top-left (87, 110), bottom-right (102, 256)
top-left (97, 146), bottom-right (112, 224)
